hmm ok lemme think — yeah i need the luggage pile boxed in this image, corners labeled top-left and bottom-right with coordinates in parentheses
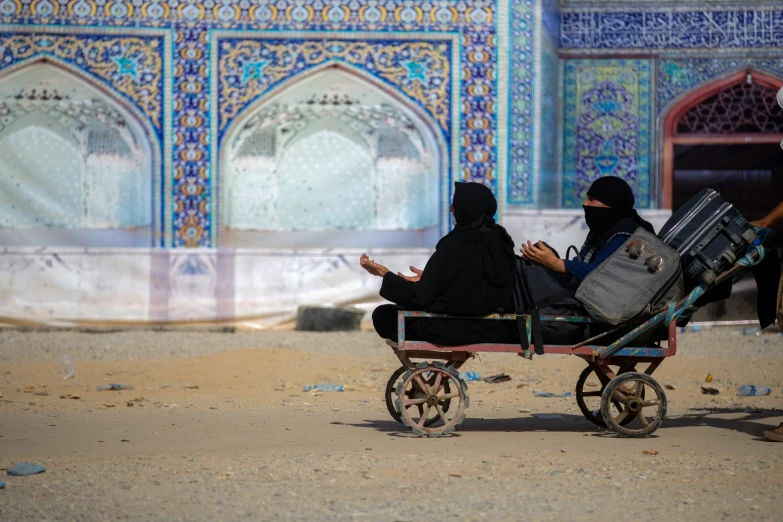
top-left (577, 188), bottom-right (758, 326)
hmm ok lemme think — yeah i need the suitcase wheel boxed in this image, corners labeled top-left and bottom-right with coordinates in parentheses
top-left (702, 269), bottom-right (717, 285)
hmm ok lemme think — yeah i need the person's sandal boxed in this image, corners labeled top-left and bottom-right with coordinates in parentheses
top-left (763, 423), bottom-right (783, 442)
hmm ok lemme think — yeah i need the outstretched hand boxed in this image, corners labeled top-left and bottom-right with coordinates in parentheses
top-left (397, 266), bottom-right (423, 282)
top-left (360, 254), bottom-right (390, 278)
top-left (520, 240), bottom-right (565, 273)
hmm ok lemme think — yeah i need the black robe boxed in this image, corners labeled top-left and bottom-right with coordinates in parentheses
top-left (374, 182), bottom-right (519, 345)
top-left (377, 238), bottom-right (518, 345)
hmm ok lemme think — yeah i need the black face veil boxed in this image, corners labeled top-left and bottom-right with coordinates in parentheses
top-left (582, 176), bottom-right (655, 249)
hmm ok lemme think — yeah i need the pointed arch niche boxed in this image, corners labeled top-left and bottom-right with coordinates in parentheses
top-left (662, 69), bottom-right (783, 219)
top-left (219, 63), bottom-right (445, 248)
top-left (0, 59), bottom-right (155, 247)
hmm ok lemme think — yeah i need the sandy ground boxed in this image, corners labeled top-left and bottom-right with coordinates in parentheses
top-left (1, 328), bottom-right (782, 521)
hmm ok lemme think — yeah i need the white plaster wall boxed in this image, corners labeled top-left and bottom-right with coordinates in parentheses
top-left (0, 248), bottom-right (151, 322)
top-left (0, 213), bottom-right (676, 325)
top-left (233, 249), bottom-right (431, 325)
top-left (165, 251), bottom-right (220, 322)
top-left (0, 247), bottom-right (433, 325)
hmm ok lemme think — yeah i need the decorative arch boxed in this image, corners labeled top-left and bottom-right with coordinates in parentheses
top-left (217, 41), bottom-right (452, 140)
top-left (661, 68), bottom-right (783, 209)
top-left (217, 61), bottom-right (450, 246)
top-left (219, 59), bottom-right (448, 148)
top-left (0, 43), bottom-right (162, 134)
top-left (0, 57), bottom-right (158, 244)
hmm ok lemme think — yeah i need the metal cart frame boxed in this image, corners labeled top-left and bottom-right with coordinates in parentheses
top-left (383, 247), bottom-right (765, 438)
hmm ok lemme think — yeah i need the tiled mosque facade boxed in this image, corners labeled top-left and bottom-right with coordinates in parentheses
top-left (0, 0), bottom-right (781, 322)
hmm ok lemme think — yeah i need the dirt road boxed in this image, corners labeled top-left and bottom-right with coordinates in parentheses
top-left (1, 329), bottom-right (782, 521)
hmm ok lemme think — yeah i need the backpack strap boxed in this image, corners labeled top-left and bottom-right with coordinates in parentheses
top-left (529, 310), bottom-right (545, 355)
top-left (513, 258), bottom-right (538, 356)
top-left (513, 312), bottom-right (549, 357)
top-left (515, 315), bottom-right (531, 357)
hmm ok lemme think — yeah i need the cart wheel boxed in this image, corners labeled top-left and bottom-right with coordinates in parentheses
top-left (575, 366), bottom-right (641, 427)
top-left (385, 367), bottom-right (407, 423)
top-left (600, 372), bottom-right (667, 438)
top-left (385, 366), bottom-right (451, 426)
top-left (395, 361), bottom-right (467, 438)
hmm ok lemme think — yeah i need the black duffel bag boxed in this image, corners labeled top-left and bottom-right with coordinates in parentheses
top-left (512, 245), bottom-right (585, 354)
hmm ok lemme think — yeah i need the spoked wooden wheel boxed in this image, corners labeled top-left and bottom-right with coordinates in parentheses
top-left (385, 366), bottom-right (451, 426)
top-left (385, 367), bottom-right (407, 423)
top-left (600, 372), bottom-right (667, 438)
top-left (395, 361), bottom-right (467, 438)
top-left (576, 365), bottom-right (641, 427)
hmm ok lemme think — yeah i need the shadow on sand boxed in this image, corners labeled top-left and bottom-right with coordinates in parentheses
top-left (344, 407), bottom-right (782, 439)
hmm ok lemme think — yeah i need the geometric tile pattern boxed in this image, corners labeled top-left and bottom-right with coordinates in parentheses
top-left (0, 28), bottom-right (168, 245)
top-left (0, 0), bottom-right (507, 247)
top-left (0, 33), bottom-right (163, 133)
top-left (206, 35), bottom-right (463, 247)
top-left (217, 39), bottom-right (451, 137)
top-left (658, 57), bottom-right (783, 114)
top-left (562, 59), bottom-right (652, 209)
top-left (509, 0), bottom-right (535, 203)
top-left (562, 8), bottom-right (783, 50)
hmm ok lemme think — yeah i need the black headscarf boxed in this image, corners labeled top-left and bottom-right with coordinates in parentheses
top-left (583, 176), bottom-right (655, 254)
top-left (587, 175), bottom-right (636, 210)
top-left (380, 182), bottom-right (518, 316)
top-left (444, 182), bottom-right (516, 285)
top-left (451, 181), bottom-right (498, 227)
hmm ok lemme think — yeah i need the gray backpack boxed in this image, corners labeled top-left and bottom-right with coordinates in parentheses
top-left (575, 228), bottom-right (685, 325)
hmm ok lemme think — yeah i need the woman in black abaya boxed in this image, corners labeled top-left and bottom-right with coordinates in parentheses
top-left (360, 182), bottom-right (518, 345)
top-left (521, 176), bottom-right (655, 280)
top-left (520, 176), bottom-right (656, 344)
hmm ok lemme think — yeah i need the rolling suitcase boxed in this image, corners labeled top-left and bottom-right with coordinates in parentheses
top-left (659, 188), bottom-right (756, 288)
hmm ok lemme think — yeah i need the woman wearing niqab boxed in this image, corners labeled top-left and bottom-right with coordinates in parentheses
top-left (361, 182), bottom-right (518, 345)
top-left (521, 176), bottom-right (655, 280)
top-left (519, 176), bottom-right (656, 344)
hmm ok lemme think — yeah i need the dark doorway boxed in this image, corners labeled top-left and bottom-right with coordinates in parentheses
top-left (673, 143), bottom-right (783, 221)
top-left (674, 143), bottom-right (782, 324)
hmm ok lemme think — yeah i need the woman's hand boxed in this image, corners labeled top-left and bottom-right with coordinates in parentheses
top-left (360, 254), bottom-right (390, 277)
top-left (397, 266), bottom-right (423, 282)
top-left (520, 241), bottom-right (566, 273)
